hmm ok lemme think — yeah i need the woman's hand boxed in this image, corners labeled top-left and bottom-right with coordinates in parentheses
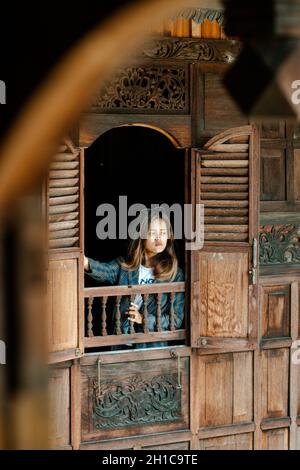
top-left (127, 302), bottom-right (143, 324)
top-left (83, 255), bottom-right (90, 271)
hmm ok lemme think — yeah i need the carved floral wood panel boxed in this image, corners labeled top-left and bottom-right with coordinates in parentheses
top-left (81, 355), bottom-right (190, 442)
top-left (92, 374), bottom-right (181, 429)
top-left (91, 66), bottom-right (188, 113)
top-left (259, 224), bottom-right (300, 265)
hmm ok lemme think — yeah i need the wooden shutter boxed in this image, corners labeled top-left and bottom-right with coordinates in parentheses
top-left (45, 138), bottom-right (84, 364)
top-left (48, 139), bottom-right (80, 249)
top-left (190, 125), bottom-right (260, 449)
top-left (191, 125), bottom-right (259, 349)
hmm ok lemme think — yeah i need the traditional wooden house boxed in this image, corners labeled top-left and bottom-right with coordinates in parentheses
top-left (45, 7), bottom-right (300, 451)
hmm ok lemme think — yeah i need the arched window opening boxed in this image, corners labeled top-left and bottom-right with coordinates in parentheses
top-left (83, 125), bottom-right (186, 351)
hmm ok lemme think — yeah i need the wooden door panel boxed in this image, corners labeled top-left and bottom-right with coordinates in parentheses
top-left (261, 348), bottom-right (289, 420)
top-left (191, 125), bottom-right (259, 447)
top-left (48, 256), bottom-right (81, 362)
top-left (261, 285), bottom-right (290, 338)
top-left (48, 364), bottom-right (71, 449)
top-left (194, 351), bottom-right (253, 429)
top-left (197, 251), bottom-right (249, 339)
top-left (199, 432), bottom-right (253, 450)
top-left (262, 428), bottom-right (289, 450)
top-left (260, 148), bottom-right (286, 202)
top-left (295, 149), bottom-right (300, 202)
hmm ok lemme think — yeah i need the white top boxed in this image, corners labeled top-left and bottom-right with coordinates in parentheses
top-left (134, 264), bottom-right (155, 310)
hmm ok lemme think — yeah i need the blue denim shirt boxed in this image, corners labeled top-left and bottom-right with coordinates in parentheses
top-left (85, 257), bottom-right (185, 343)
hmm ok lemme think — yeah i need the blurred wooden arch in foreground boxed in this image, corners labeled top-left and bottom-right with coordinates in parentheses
top-left (0, 0), bottom-right (211, 449)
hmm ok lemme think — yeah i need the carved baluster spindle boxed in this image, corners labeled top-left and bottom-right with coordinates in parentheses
top-left (156, 293), bottom-right (162, 332)
top-left (87, 296), bottom-right (94, 337)
top-left (129, 294), bottom-right (135, 334)
top-left (142, 294), bottom-right (149, 334)
top-left (101, 296), bottom-right (108, 336)
top-left (169, 292), bottom-right (175, 331)
top-left (115, 295), bottom-right (122, 335)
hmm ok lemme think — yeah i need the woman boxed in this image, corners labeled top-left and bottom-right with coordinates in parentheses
top-left (84, 208), bottom-right (185, 347)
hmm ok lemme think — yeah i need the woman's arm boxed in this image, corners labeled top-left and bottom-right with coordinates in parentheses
top-left (84, 255), bottom-right (121, 284)
top-left (84, 255), bottom-right (90, 271)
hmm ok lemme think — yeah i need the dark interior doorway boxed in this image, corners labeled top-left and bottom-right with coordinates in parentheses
top-left (84, 125), bottom-right (185, 287)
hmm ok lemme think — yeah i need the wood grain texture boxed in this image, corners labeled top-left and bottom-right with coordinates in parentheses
top-left (48, 258), bottom-right (79, 355)
top-left (261, 348), bottom-right (289, 420)
top-left (261, 428), bottom-right (289, 450)
top-left (198, 251), bottom-right (249, 338)
top-left (261, 285), bottom-right (291, 338)
top-left (48, 365), bottom-right (71, 449)
top-left (79, 113), bottom-right (191, 148)
top-left (79, 430), bottom-right (191, 450)
top-left (194, 352), bottom-right (253, 429)
top-left (199, 432), bottom-right (253, 450)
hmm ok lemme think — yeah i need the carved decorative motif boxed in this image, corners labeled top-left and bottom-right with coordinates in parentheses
top-left (91, 66), bottom-right (186, 111)
top-left (92, 374), bottom-right (181, 429)
top-left (172, 8), bottom-right (225, 26)
top-left (259, 224), bottom-right (300, 265)
top-left (141, 38), bottom-right (240, 63)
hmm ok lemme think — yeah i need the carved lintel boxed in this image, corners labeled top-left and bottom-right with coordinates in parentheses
top-left (91, 66), bottom-right (187, 112)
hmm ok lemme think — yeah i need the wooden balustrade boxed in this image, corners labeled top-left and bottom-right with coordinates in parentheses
top-left (83, 282), bottom-right (185, 348)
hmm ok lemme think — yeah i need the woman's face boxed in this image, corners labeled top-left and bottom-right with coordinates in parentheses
top-left (144, 217), bottom-right (168, 257)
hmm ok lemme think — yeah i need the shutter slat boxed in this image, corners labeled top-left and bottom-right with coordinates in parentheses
top-left (49, 195), bottom-right (79, 206)
top-left (49, 178), bottom-right (79, 188)
top-left (49, 187), bottom-right (79, 197)
top-left (204, 225), bottom-right (248, 233)
top-left (201, 176), bottom-right (248, 184)
top-left (205, 216), bottom-right (248, 224)
top-left (201, 184), bottom-right (248, 192)
top-left (204, 232), bottom-right (249, 242)
top-left (49, 212), bottom-right (79, 223)
top-left (201, 192), bottom-right (249, 200)
top-left (201, 160), bottom-right (249, 168)
top-left (202, 153), bottom-right (248, 160)
top-left (208, 144), bottom-right (248, 152)
top-left (201, 168), bottom-right (248, 176)
top-left (50, 228), bottom-right (79, 239)
top-left (202, 200), bottom-right (248, 207)
top-left (204, 208), bottom-right (248, 216)
top-left (50, 161), bottom-right (79, 170)
top-left (49, 169), bottom-right (79, 179)
top-left (49, 221), bottom-right (79, 232)
top-left (49, 203), bottom-right (79, 215)
top-left (49, 237), bottom-right (79, 249)
top-left (53, 152), bottom-right (78, 162)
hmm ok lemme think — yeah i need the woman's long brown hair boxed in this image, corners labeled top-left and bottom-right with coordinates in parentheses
top-left (119, 209), bottom-right (178, 281)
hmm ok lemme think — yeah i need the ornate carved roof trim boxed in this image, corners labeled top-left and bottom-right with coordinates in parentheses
top-left (140, 37), bottom-right (240, 63)
top-left (172, 8), bottom-right (225, 26)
